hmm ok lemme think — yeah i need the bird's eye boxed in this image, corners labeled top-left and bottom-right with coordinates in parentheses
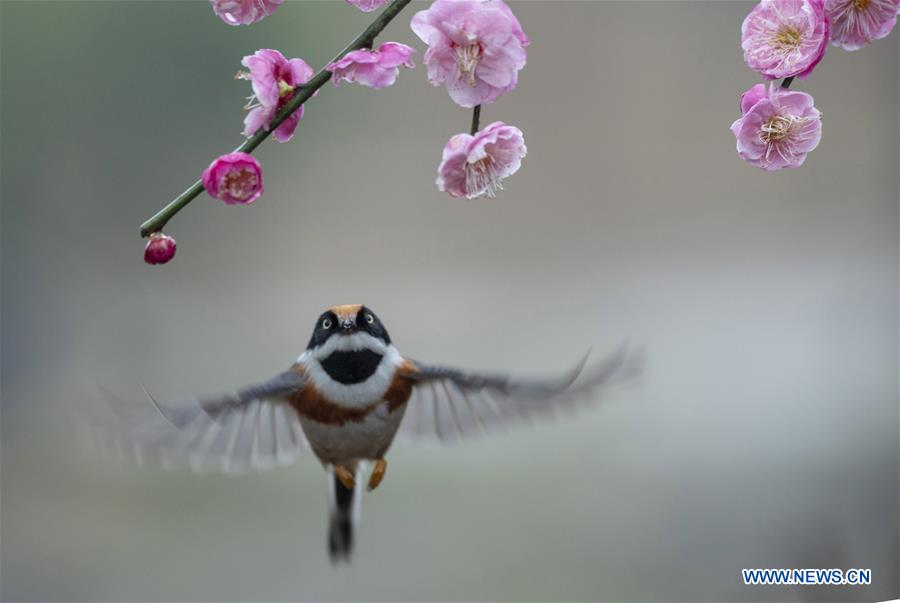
top-left (322, 318), bottom-right (332, 329)
top-left (365, 314), bottom-right (374, 325)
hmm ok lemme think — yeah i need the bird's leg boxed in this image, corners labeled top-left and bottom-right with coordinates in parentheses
top-left (367, 458), bottom-right (387, 491)
top-left (333, 464), bottom-right (355, 490)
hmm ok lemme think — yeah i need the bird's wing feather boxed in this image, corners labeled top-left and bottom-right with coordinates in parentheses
top-left (93, 369), bottom-right (308, 473)
top-left (395, 344), bottom-right (642, 443)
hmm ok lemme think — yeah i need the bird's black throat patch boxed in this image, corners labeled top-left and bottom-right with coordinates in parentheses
top-left (320, 349), bottom-right (383, 384)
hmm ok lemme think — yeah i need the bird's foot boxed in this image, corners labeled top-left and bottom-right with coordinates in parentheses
top-left (367, 458), bottom-right (387, 491)
top-left (333, 464), bottom-right (355, 490)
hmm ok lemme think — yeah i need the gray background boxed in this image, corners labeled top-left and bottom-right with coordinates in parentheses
top-left (1, 1), bottom-right (897, 601)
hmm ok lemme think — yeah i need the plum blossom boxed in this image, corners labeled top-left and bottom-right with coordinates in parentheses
top-left (742, 0), bottom-right (830, 79)
top-left (346, 0), bottom-right (389, 12)
top-left (825, 0), bottom-right (900, 50)
top-left (436, 121), bottom-right (526, 199)
top-left (739, 81), bottom-right (770, 114)
top-left (411, 0), bottom-right (529, 108)
top-left (731, 83), bottom-right (822, 171)
top-left (144, 233), bottom-right (177, 265)
top-left (238, 49), bottom-right (314, 143)
top-left (210, 0), bottom-right (283, 26)
top-left (202, 153), bottom-right (264, 205)
top-left (326, 42), bottom-right (416, 89)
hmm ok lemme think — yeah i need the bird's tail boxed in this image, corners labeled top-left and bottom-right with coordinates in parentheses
top-left (327, 463), bottom-right (361, 563)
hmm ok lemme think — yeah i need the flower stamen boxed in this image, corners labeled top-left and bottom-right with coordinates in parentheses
top-left (465, 156), bottom-right (503, 198)
top-left (454, 43), bottom-right (483, 86)
top-left (278, 79), bottom-right (295, 98)
top-left (771, 25), bottom-right (803, 51)
top-left (760, 114), bottom-right (794, 144)
top-left (220, 167), bottom-right (260, 202)
top-left (243, 94), bottom-right (260, 111)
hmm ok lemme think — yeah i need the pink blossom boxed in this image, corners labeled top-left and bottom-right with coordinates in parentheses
top-left (345, 0), bottom-right (388, 12)
top-left (410, 0), bottom-right (529, 108)
top-left (740, 82), bottom-right (770, 114)
top-left (144, 233), bottom-right (177, 265)
top-left (731, 83), bottom-right (822, 171)
top-left (238, 49), bottom-right (314, 143)
top-left (493, 0), bottom-right (530, 47)
top-left (436, 121), bottom-right (526, 199)
top-left (326, 42), bottom-right (416, 89)
top-left (202, 152), bottom-right (264, 205)
top-left (742, 0), bottom-right (830, 79)
top-left (210, 0), bottom-right (283, 26)
top-left (825, 0), bottom-right (899, 50)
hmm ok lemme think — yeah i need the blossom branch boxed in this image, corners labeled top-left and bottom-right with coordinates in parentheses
top-left (470, 104), bottom-right (481, 135)
top-left (732, 0), bottom-right (900, 172)
top-left (139, 0), bottom-right (413, 238)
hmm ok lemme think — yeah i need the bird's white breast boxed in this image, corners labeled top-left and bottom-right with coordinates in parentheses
top-left (298, 400), bottom-right (407, 463)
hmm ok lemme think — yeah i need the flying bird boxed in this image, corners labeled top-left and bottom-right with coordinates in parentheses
top-left (97, 304), bottom-right (641, 561)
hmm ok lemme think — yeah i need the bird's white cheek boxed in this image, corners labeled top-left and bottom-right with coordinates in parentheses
top-left (306, 332), bottom-right (388, 360)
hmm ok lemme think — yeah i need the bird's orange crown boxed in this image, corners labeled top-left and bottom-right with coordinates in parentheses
top-left (328, 304), bottom-right (363, 322)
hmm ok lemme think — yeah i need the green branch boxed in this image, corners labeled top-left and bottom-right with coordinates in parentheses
top-left (470, 104), bottom-right (481, 135)
top-left (140, 0), bottom-right (414, 238)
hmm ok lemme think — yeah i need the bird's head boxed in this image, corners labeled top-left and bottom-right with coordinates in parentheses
top-left (306, 304), bottom-right (391, 354)
top-left (304, 305), bottom-right (395, 387)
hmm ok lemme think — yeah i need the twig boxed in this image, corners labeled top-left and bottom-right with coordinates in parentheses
top-left (139, 0), bottom-right (414, 238)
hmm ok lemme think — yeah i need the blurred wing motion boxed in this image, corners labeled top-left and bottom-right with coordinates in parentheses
top-left (397, 344), bottom-right (643, 443)
top-left (92, 370), bottom-right (308, 473)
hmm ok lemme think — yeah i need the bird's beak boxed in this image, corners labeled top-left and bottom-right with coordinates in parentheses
top-left (340, 319), bottom-right (356, 333)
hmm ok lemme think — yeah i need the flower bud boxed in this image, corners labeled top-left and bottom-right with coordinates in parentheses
top-left (202, 152), bottom-right (263, 205)
top-left (144, 232), bottom-right (177, 265)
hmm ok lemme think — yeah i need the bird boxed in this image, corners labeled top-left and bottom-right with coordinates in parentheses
top-left (96, 304), bottom-right (642, 562)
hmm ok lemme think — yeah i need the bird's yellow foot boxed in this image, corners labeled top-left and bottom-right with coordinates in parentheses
top-left (367, 458), bottom-right (387, 491)
top-left (333, 465), bottom-right (355, 490)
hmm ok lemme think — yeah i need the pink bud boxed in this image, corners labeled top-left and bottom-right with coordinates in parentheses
top-left (144, 233), bottom-right (177, 265)
top-left (202, 152), bottom-right (264, 205)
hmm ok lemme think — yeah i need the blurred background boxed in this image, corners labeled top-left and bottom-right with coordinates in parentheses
top-left (1, 1), bottom-right (897, 601)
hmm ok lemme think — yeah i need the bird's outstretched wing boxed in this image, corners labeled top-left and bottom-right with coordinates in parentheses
top-left (395, 344), bottom-right (643, 443)
top-left (92, 369), bottom-right (308, 473)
